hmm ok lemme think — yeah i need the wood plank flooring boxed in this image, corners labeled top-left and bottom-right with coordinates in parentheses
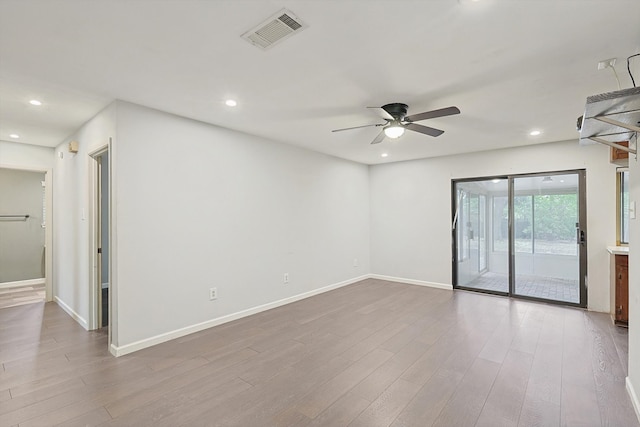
top-left (1, 278), bottom-right (637, 426)
top-left (0, 284), bottom-right (45, 310)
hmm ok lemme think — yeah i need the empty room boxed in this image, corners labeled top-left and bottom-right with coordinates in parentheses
top-left (1, 1), bottom-right (639, 426)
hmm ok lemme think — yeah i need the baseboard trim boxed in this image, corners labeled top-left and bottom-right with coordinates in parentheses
top-left (627, 377), bottom-right (640, 424)
top-left (54, 296), bottom-right (88, 330)
top-left (368, 274), bottom-right (453, 291)
top-left (111, 274), bottom-right (369, 357)
top-left (0, 278), bottom-right (45, 289)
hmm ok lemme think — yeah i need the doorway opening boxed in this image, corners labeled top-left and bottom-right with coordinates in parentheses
top-left (0, 167), bottom-right (53, 308)
top-left (90, 147), bottom-right (110, 330)
top-left (452, 170), bottom-right (587, 307)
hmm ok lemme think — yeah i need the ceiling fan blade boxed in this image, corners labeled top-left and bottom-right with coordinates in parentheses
top-left (404, 106), bottom-right (460, 123)
top-left (332, 123), bottom-right (383, 132)
top-left (367, 107), bottom-right (395, 121)
top-left (370, 130), bottom-right (386, 144)
top-left (405, 123), bottom-right (444, 137)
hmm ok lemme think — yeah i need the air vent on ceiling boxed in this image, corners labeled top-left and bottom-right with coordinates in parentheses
top-left (242, 9), bottom-right (308, 50)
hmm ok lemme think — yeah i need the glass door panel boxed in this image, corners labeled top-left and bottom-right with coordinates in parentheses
top-left (512, 173), bottom-right (581, 304)
top-left (454, 179), bottom-right (508, 294)
top-left (479, 195), bottom-right (486, 271)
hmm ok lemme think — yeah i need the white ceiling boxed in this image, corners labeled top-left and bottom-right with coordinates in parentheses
top-left (1, 0), bottom-right (639, 165)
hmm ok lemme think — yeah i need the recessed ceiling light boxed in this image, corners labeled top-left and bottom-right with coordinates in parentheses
top-left (225, 99), bottom-right (237, 107)
top-left (29, 99), bottom-right (42, 106)
top-left (529, 130), bottom-right (542, 136)
top-left (381, 153), bottom-right (388, 158)
top-left (9, 133), bottom-right (20, 139)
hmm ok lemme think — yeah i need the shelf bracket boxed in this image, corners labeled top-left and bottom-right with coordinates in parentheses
top-left (587, 136), bottom-right (637, 155)
top-left (593, 115), bottom-right (640, 133)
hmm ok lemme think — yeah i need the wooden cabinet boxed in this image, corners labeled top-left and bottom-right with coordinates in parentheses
top-left (612, 254), bottom-right (629, 325)
top-left (610, 141), bottom-right (629, 165)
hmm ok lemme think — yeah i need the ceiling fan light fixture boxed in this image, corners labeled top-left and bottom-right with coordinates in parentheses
top-left (384, 123), bottom-right (405, 139)
top-left (332, 102), bottom-right (458, 142)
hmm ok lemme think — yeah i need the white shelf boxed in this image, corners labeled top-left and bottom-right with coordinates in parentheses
top-left (607, 246), bottom-right (629, 255)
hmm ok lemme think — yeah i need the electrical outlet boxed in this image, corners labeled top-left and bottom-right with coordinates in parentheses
top-left (209, 287), bottom-right (217, 301)
top-left (353, 258), bottom-right (359, 267)
top-left (283, 273), bottom-right (289, 284)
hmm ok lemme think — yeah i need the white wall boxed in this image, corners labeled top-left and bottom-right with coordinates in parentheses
top-left (0, 140), bottom-right (54, 170)
top-left (370, 140), bottom-right (616, 312)
top-left (113, 101), bottom-right (370, 347)
top-left (53, 103), bottom-right (116, 329)
top-left (628, 146), bottom-right (640, 419)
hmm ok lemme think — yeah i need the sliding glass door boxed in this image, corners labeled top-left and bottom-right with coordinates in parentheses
top-left (452, 171), bottom-right (586, 307)
top-left (512, 173), bottom-right (585, 305)
top-left (453, 178), bottom-right (509, 294)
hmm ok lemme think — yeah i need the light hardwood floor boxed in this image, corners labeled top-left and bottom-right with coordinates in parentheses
top-left (0, 284), bottom-right (45, 310)
top-left (1, 279), bottom-right (638, 426)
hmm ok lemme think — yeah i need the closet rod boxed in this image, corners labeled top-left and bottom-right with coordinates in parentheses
top-left (0, 214), bottom-right (30, 221)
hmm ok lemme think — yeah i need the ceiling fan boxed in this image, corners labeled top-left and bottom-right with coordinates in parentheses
top-left (332, 103), bottom-right (460, 144)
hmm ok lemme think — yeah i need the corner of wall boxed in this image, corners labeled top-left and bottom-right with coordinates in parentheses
top-left (52, 100), bottom-right (117, 335)
top-left (54, 296), bottom-right (88, 330)
top-left (627, 377), bottom-right (640, 424)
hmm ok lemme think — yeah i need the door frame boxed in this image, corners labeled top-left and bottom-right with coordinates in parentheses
top-left (89, 143), bottom-right (110, 332)
top-left (452, 169), bottom-right (588, 308)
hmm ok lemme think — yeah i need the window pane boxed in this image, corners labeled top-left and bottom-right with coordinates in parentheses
top-left (464, 196), bottom-right (471, 259)
top-left (479, 195), bottom-right (486, 270)
top-left (454, 178), bottom-right (508, 293)
top-left (513, 173), bottom-right (581, 304)
top-left (469, 195), bottom-right (479, 259)
top-left (514, 196), bottom-right (532, 253)
top-left (533, 193), bottom-right (578, 255)
top-left (493, 196), bottom-right (508, 252)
